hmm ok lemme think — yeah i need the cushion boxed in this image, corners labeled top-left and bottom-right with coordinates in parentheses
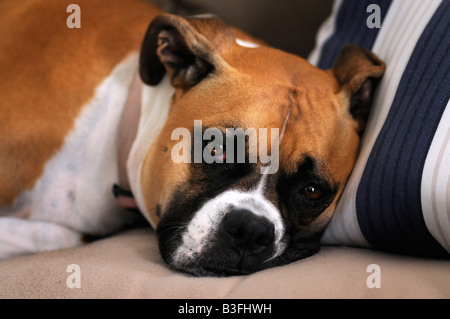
top-left (1, 228), bottom-right (449, 298)
top-left (309, 0), bottom-right (450, 258)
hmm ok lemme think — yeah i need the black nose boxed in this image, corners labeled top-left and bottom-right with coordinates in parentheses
top-left (220, 209), bottom-right (275, 255)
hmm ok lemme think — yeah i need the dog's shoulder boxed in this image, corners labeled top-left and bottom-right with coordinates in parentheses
top-left (0, 0), bottom-right (161, 206)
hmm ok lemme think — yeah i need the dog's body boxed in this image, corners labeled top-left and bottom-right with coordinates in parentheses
top-left (0, 0), bottom-right (164, 257)
top-left (0, 0), bottom-right (385, 275)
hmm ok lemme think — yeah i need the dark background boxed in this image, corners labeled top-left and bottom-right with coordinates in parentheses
top-left (147, 0), bottom-right (334, 58)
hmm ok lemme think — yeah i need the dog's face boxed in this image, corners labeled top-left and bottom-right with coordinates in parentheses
top-left (136, 14), bottom-right (385, 276)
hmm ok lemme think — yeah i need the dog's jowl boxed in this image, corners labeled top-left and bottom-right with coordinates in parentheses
top-left (0, 1), bottom-right (385, 276)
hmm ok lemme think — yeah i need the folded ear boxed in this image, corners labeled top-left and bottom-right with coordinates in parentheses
top-left (139, 13), bottom-right (231, 90)
top-left (332, 44), bottom-right (386, 133)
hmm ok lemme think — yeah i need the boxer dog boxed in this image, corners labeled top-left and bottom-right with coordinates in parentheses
top-left (0, 0), bottom-right (385, 276)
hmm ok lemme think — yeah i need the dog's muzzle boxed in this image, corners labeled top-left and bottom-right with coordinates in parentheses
top-left (155, 187), bottom-right (319, 276)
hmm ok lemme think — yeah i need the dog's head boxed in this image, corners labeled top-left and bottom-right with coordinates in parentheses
top-left (132, 14), bottom-right (385, 276)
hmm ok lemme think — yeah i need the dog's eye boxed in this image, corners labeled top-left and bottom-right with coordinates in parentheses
top-left (205, 141), bottom-right (226, 161)
top-left (303, 184), bottom-right (322, 200)
top-left (210, 144), bottom-right (223, 156)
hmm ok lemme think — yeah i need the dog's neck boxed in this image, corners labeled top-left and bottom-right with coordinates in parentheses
top-left (118, 72), bottom-right (174, 227)
top-left (115, 71), bottom-right (142, 209)
top-left (116, 72), bottom-right (141, 196)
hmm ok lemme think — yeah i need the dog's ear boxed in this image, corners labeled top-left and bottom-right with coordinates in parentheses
top-left (332, 44), bottom-right (385, 133)
top-left (139, 13), bottom-right (231, 90)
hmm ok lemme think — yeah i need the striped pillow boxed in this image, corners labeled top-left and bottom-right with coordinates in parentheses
top-left (309, 0), bottom-right (450, 258)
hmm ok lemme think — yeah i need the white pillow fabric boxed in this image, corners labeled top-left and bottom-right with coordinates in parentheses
top-left (309, 0), bottom-right (450, 258)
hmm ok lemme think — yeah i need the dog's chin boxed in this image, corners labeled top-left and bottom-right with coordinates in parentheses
top-left (165, 241), bottom-right (321, 277)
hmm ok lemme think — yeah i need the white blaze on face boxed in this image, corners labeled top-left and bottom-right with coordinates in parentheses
top-left (171, 172), bottom-right (286, 267)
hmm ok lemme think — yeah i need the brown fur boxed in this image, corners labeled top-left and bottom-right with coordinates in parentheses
top-left (137, 15), bottom-right (385, 227)
top-left (1, 6), bottom-right (385, 236)
top-left (0, 0), bottom-right (162, 205)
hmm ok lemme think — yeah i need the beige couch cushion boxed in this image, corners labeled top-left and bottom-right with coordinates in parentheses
top-left (1, 228), bottom-right (448, 298)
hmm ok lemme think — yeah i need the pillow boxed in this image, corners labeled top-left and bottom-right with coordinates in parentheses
top-left (309, 0), bottom-right (450, 258)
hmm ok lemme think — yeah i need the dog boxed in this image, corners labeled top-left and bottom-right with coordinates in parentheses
top-left (0, 0), bottom-right (385, 276)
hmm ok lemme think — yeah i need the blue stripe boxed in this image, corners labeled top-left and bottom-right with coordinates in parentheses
top-left (317, 0), bottom-right (392, 69)
top-left (356, 1), bottom-right (450, 258)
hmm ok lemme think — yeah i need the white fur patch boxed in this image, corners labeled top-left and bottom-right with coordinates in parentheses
top-left (0, 53), bottom-right (140, 259)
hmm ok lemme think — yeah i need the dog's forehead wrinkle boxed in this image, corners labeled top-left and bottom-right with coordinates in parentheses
top-left (279, 95), bottom-right (292, 142)
top-left (277, 87), bottom-right (300, 145)
top-left (304, 92), bottom-right (315, 112)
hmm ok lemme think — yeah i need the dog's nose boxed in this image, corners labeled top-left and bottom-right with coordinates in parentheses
top-left (221, 209), bottom-right (275, 254)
